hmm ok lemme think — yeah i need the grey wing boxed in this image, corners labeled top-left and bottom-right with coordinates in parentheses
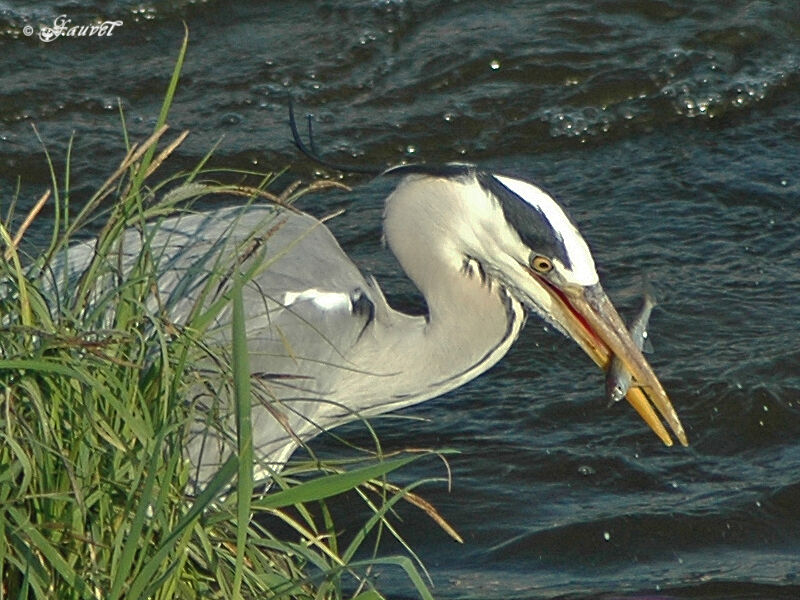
top-left (187, 205), bottom-right (388, 485)
top-left (48, 202), bottom-right (386, 484)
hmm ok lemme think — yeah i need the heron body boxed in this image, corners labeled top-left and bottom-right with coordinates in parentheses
top-left (54, 164), bottom-right (686, 485)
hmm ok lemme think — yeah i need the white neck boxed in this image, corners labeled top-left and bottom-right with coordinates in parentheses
top-left (342, 174), bottom-right (526, 415)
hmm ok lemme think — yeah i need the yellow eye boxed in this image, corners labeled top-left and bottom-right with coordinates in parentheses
top-left (531, 255), bottom-right (553, 274)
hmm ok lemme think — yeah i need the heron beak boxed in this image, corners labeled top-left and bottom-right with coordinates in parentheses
top-left (536, 278), bottom-right (688, 447)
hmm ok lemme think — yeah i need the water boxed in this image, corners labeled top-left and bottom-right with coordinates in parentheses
top-left (2, 1), bottom-right (799, 598)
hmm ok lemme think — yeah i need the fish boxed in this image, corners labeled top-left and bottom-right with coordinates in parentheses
top-left (605, 286), bottom-right (657, 405)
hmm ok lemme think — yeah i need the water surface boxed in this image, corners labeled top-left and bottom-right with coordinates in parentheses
top-left (1, 1), bottom-right (799, 598)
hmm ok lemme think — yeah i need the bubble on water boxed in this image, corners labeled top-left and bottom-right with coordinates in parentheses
top-left (603, 531), bottom-right (611, 541)
top-left (680, 96), bottom-right (697, 116)
top-left (220, 113), bottom-right (243, 126)
top-left (131, 5), bottom-right (158, 22)
top-left (578, 465), bottom-right (596, 476)
top-left (359, 32), bottom-right (377, 45)
top-left (489, 59), bottom-right (500, 70)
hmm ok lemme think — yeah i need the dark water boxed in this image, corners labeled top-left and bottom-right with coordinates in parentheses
top-left (2, 1), bottom-right (800, 598)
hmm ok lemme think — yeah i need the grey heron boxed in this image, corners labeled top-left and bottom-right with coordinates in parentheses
top-left (55, 163), bottom-right (687, 486)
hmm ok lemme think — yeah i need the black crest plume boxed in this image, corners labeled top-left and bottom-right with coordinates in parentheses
top-left (288, 96), bottom-right (383, 176)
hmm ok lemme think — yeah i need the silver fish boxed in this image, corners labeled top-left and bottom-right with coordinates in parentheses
top-left (605, 287), bottom-right (657, 405)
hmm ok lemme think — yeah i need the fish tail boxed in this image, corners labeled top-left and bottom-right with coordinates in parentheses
top-left (640, 274), bottom-right (658, 308)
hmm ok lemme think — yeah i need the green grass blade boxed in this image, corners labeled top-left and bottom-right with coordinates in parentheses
top-left (352, 591), bottom-right (386, 600)
top-left (351, 557), bottom-right (435, 600)
top-left (250, 455), bottom-right (420, 510)
top-left (139, 23), bottom-right (188, 173)
top-left (0, 511), bottom-right (5, 596)
top-left (7, 507), bottom-right (93, 599)
top-left (125, 454), bottom-right (237, 600)
top-left (0, 358), bottom-right (90, 383)
top-left (0, 435), bottom-right (33, 500)
top-left (231, 275), bottom-right (253, 600)
top-left (0, 222), bottom-right (31, 326)
top-left (108, 431), bottom-right (165, 600)
top-left (342, 480), bottom-right (429, 566)
top-left (15, 563), bottom-right (30, 600)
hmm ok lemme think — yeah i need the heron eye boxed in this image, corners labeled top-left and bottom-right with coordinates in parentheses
top-left (531, 255), bottom-right (554, 274)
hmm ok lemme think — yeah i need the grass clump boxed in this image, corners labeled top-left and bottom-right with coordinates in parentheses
top-left (0, 30), bottom-right (452, 600)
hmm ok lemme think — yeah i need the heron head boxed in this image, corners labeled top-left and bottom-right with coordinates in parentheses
top-left (381, 164), bottom-right (686, 446)
top-left (474, 171), bottom-right (687, 447)
top-left (381, 165), bottom-right (686, 446)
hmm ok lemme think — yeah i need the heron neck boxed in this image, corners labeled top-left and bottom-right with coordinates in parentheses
top-left (366, 176), bottom-right (526, 408)
top-left (422, 265), bottom-right (522, 382)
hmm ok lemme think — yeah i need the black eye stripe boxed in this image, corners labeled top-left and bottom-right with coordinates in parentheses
top-left (384, 164), bottom-right (576, 272)
top-left (476, 173), bottom-right (573, 270)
